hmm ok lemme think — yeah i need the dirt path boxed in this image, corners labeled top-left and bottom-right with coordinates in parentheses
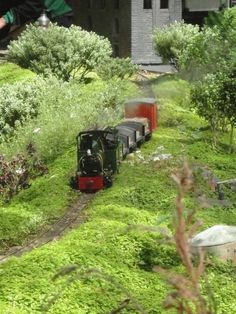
top-left (0, 193), bottom-right (94, 264)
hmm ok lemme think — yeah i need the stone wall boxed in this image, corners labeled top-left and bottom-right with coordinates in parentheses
top-left (131, 0), bottom-right (182, 64)
top-left (71, 0), bottom-right (182, 64)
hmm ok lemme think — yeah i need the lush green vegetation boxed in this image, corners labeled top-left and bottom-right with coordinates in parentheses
top-left (154, 7), bottom-right (236, 153)
top-left (0, 67), bottom-right (235, 313)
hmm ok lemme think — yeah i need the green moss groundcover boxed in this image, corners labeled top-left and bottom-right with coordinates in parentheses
top-left (0, 70), bottom-right (235, 313)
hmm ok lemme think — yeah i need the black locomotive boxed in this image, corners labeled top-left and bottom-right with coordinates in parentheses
top-left (74, 98), bottom-right (158, 192)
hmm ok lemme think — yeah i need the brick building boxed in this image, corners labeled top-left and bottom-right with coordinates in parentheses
top-left (73, 0), bottom-right (227, 64)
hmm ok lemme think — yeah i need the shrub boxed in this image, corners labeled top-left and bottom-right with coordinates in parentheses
top-left (8, 24), bottom-right (112, 81)
top-left (153, 21), bottom-right (199, 69)
top-left (178, 26), bottom-right (223, 77)
top-left (97, 57), bottom-right (138, 80)
top-left (0, 77), bottom-right (45, 140)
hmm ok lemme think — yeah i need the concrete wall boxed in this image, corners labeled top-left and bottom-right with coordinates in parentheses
top-left (74, 0), bottom-right (131, 58)
top-left (185, 0), bottom-right (221, 11)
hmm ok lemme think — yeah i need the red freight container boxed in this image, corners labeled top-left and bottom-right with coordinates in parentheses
top-left (124, 98), bottom-right (158, 131)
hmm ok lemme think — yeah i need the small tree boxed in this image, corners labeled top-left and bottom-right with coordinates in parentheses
top-left (217, 71), bottom-right (236, 152)
top-left (8, 24), bottom-right (112, 81)
top-left (191, 73), bottom-right (225, 147)
top-left (191, 71), bottom-right (236, 151)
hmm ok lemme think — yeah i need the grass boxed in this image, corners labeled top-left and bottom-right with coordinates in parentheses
top-left (0, 71), bottom-right (235, 313)
top-left (0, 62), bottom-right (34, 85)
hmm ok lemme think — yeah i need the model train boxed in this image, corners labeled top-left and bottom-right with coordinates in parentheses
top-left (74, 98), bottom-right (158, 192)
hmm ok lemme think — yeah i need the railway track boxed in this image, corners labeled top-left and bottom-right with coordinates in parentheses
top-left (0, 193), bottom-right (95, 264)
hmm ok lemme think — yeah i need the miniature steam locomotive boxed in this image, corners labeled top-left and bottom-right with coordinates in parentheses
top-left (74, 98), bottom-right (158, 192)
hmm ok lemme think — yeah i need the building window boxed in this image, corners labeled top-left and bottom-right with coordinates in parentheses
top-left (114, 18), bottom-right (119, 34)
top-left (160, 0), bottom-right (169, 9)
top-left (87, 0), bottom-right (93, 9)
top-left (114, 0), bottom-right (119, 9)
top-left (88, 16), bottom-right (92, 31)
top-left (113, 44), bottom-right (119, 57)
top-left (143, 0), bottom-right (152, 9)
top-left (100, 0), bottom-right (106, 9)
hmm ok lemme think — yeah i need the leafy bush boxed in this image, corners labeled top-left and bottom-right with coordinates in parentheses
top-left (97, 57), bottom-right (138, 80)
top-left (8, 24), bottom-right (112, 81)
top-left (153, 21), bottom-right (199, 69)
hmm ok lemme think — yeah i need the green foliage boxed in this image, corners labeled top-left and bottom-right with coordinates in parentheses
top-left (97, 57), bottom-right (138, 80)
top-left (204, 6), bottom-right (236, 33)
top-left (138, 240), bottom-right (180, 270)
top-left (153, 21), bottom-right (199, 69)
top-left (179, 8), bottom-right (236, 78)
top-left (159, 8), bottom-right (236, 151)
top-left (178, 26), bottom-right (223, 78)
top-left (8, 24), bottom-right (112, 81)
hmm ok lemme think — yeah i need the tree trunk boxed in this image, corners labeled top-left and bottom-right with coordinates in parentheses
top-left (229, 124), bottom-right (234, 153)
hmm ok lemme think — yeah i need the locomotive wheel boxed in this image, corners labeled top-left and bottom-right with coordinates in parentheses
top-left (104, 176), bottom-right (113, 188)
